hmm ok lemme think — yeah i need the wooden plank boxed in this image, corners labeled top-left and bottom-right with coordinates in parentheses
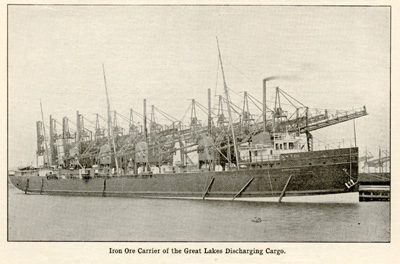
top-left (24, 179), bottom-right (29, 194)
top-left (102, 179), bottom-right (107, 197)
top-left (278, 175), bottom-right (293, 202)
top-left (202, 178), bottom-right (215, 199)
top-left (40, 179), bottom-right (44, 194)
top-left (232, 177), bottom-right (254, 200)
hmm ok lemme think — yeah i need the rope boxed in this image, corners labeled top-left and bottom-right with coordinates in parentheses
top-left (180, 103), bottom-right (192, 123)
top-left (247, 93), bottom-right (274, 112)
top-left (222, 57), bottom-right (257, 85)
top-left (363, 173), bottom-right (390, 180)
top-left (154, 106), bottom-right (179, 122)
top-left (195, 101), bottom-right (216, 116)
top-left (279, 88), bottom-right (307, 107)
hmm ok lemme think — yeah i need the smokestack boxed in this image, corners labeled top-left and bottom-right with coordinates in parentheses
top-left (62, 117), bottom-right (67, 139)
top-left (263, 78), bottom-right (267, 132)
top-left (208, 88), bottom-right (211, 135)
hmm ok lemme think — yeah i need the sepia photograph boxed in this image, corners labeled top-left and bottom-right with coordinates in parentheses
top-left (7, 4), bottom-right (390, 245)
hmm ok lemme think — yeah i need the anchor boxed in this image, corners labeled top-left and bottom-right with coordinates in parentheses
top-left (345, 179), bottom-right (356, 189)
top-left (342, 168), bottom-right (357, 189)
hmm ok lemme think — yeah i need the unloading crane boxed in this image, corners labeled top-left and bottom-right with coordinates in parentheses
top-left (252, 87), bottom-right (368, 135)
top-left (288, 106), bottom-right (368, 134)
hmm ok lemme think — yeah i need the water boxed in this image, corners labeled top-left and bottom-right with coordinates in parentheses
top-left (8, 186), bottom-right (390, 242)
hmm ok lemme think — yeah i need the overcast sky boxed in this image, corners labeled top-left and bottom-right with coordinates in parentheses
top-left (8, 5), bottom-right (390, 168)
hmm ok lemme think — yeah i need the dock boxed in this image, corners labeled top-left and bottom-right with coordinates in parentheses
top-left (358, 173), bottom-right (390, 202)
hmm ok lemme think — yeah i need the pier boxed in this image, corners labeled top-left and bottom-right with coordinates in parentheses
top-left (358, 173), bottom-right (390, 202)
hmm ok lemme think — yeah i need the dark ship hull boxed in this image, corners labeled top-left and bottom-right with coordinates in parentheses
top-left (9, 147), bottom-right (359, 203)
top-left (9, 43), bottom-right (366, 203)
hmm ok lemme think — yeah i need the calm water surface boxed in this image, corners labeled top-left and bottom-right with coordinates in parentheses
top-left (8, 186), bottom-right (390, 242)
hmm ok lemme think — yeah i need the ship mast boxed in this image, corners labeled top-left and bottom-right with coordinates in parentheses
top-left (102, 64), bottom-right (119, 173)
top-left (216, 38), bottom-right (239, 169)
top-left (40, 100), bottom-right (50, 167)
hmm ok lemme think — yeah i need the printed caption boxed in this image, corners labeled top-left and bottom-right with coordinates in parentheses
top-left (109, 247), bottom-right (286, 256)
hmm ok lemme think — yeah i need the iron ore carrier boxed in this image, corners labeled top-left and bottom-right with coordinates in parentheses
top-left (9, 43), bottom-right (368, 203)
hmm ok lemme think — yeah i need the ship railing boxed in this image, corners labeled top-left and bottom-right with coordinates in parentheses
top-left (239, 152), bottom-right (280, 164)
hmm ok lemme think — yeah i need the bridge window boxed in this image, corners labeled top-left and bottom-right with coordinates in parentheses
top-left (280, 144), bottom-right (283, 150)
top-left (289, 142), bottom-right (294, 149)
top-left (284, 143), bottom-right (287, 150)
top-left (254, 151), bottom-right (258, 157)
top-left (275, 144), bottom-right (279, 150)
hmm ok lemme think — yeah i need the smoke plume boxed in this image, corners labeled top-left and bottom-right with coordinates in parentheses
top-left (263, 75), bottom-right (298, 82)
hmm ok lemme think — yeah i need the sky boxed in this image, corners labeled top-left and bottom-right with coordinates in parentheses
top-left (7, 5), bottom-right (390, 168)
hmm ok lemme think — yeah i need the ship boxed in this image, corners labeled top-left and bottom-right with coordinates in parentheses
top-left (8, 42), bottom-right (368, 203)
